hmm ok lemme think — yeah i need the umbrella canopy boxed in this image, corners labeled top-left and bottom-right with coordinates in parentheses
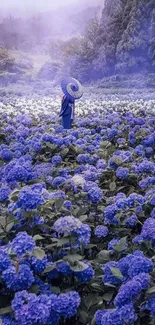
top-left (61, 77), bottom-right (83, 100)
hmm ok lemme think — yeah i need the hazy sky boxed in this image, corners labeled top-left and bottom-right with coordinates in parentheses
top-left (0, 0), bottom-right (79, 9)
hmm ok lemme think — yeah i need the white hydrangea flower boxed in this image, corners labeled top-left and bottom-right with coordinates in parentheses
top-left (72, 175), bottom-right (85, 186)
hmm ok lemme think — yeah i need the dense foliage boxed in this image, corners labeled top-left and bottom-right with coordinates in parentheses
top-left (0, 99), bottom-right (155, 324)
top-left (65, 0), bottom-right (155, 81)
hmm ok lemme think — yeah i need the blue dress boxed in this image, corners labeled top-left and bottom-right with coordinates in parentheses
top-left (59, 96), bottom-right (75, 129)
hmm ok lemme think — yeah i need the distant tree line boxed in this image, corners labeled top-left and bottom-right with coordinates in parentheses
top-left (63, 0), bottom-right (155, 81)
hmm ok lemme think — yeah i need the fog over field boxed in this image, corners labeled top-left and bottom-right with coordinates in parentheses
top-left (1, 0), bottom-right (103, 16)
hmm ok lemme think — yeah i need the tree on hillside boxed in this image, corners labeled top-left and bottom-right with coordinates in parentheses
top-left (0, 47), bottom-right (15, 72)
top-left (116, 0), bottom-right (155, 73)
top-left (91, 0), bottom-right (126, 77)
top-left (148, 1), bottom-right (155, 69)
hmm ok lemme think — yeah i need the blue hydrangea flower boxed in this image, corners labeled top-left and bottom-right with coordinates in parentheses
top-left (75, 262), bottom-right (94, 282)
top-left (103, 261), bottom-right (123, 286)
top-left (77, 154), bottom-right (92, 164)
top-left (17, 185), bottom-right (45, 211)
top-left (116, 167), bottom-right (129, 179)
top-left (0, 248), bottom-right (11, 272)
top-left (118, 251), bottom-right (142, 276)
top-left (139, 218), bottom-right (155, 241)
top-left (127, 255), bottom-right (153, 278)
top-left (2, 264), bottom-right (34, 291)
top-left (63, 200), bottom-right (72, 211)
top-left (95, 310), bottom-right (107, 325)
top-left (0, 148), bottom-right (13, 161)
top-left (55, 291), bottom-right (81, 318)
top-left (96, 159), bottom-right (107, 170)
top-left (87, 186), bottom-right (103, 203)
top-left (30, 255), bottom-right (47, 274)
top-left (51, 155), bottom-right (62, 166)
top-left (54, 216), bottom-right (91, 248)
top-left (0, 186), bottom-right (11, 202)
top-left (108, 239), bottom-right (120, 250)
top-left (104, 204), bottom-right (119, 225)
top-left (12, 290), bottom-right (53, 325)
top-left (6, 164), bottom-right (29, 183)
top-left (119, 302), bottom-right (137, 323)
top-left (54, 215), bottom-right (82, 234)
top-left (52, 176), bottom-right (67, 188)
top-left (125, 214), bottom-right (138, 227)
top-left (57, 262), bottom-right (72, 276)
top-left (0, 315), bottom-right (18, 325)
top-left (144, 294), bottom-right (155, 316)
top-left (95, 225), bottom-right (109, 238)
top-left (114, 273), bottom-right (150, 307)
top-left (10, 232), bottom-right (35, 257)
top-left (76, 223), bottom-right (91, 247)
top-left (101, 309), bottom-right (123, 325)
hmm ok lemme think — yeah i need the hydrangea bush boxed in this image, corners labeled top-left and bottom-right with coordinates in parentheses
top-left (0, 102), bottom-right (155, 325)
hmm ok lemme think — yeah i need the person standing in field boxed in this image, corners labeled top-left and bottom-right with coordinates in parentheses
top-left (60, 77), bottom-right (83, 129)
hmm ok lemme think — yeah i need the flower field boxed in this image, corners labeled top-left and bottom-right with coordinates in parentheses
top-left (0, 95), bottom-right (155, 325)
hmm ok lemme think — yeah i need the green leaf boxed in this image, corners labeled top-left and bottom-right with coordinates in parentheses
top-left (63, 254), bottom-right (83, 263)
top-left (114, 237), bottom-right (127, 252)
top-left (33, 235), bottom-right (44, 241)
top-left (73, 207), bottom-right (80, 217)
top-left (28, 179), bottom-right (43, 185)
top-left (9, 189), bottom-right (20, 201)
top-left (97, 250), bottom-right (110, 261)
top-left (146, 286), bottom-right (155, 295)
top-left (55, 199), bottom-right (64, 210)
top-left (51, 286), bottom-right (60, 294)
top-left (84, 294), bottom-right (99, 310)
top-left (97, 205), bottom-right (105, 212)
top-left (70, 261), bottom-right (89, 272)
top-left (0, 217), bottom-right (6, 228)
top-left (45, 143), bottom-right (57, 151)
top-left (91, 317), bottom-right (96, 325)
top-left (104, 283), bottom-right (116, 288)
top-left (91, 283), bottom-right (103, 291)
top-left (22, 211), bottom-right (34, 218)
top-left (32, 248), bottom-right (45, 260)
top-left (43, 200), bottom-right (55, 208)
top-left (78, 207), bottom-right (88, 215)
top-left (110, 267), bottom-right (123, 280)
top-left (0, 306), bottom-right (12, 315)
top-left (43, 265), bottom-right (56, 274)
top-left (86, 244), bottom-right (97, 249)
top-left (56, 237), bottom-right (69, 247)
top-left (78, 310), bottom-right (88, 324)
top-left (5, 222), bottom-right (14, 233)
top-left (102, 292), bottom-right (114, 302)
top-left (101, 141), bottom-right (111, 148)
top-left (110, 182), bottom-right (116, 191)
top-left (29, 284), bottom-right (39, 294)
top-left (79, 215), bottom-right (88, 222)
top-left (80, 192), bottom-right (88, 198)
top-left (61, 148), bottom-right (69, 156)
